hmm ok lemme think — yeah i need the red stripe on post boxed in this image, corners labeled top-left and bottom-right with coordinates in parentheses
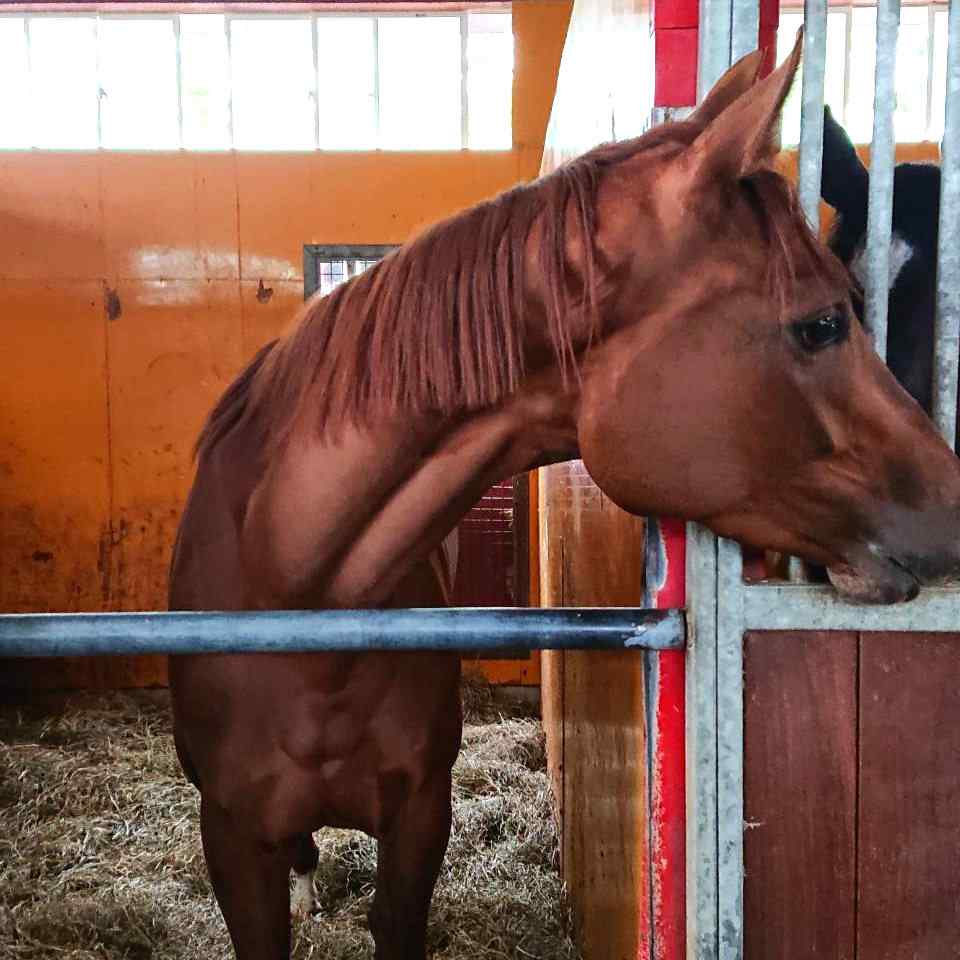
top-left (654, 28), bottom-right (699, 107)
top-left (648, 518), bottom-right (686, 960)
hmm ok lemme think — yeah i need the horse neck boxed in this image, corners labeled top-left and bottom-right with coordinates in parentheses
top-left (300, 367), bottom-right (581, 610)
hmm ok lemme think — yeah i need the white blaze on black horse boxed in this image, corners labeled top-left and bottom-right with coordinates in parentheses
top-left (169, 38), bottom-right (960, 960)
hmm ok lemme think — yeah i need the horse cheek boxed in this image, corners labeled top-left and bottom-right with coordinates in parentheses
top-left (576, 361), bottom-right (699, 519)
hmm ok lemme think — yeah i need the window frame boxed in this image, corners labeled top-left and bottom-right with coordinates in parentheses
top-left (777, 0), bottom-right (947, 144)
top-left (303, 243), bottom-right (397, 299)
top-left (0, 6), bottom-right (513, 152)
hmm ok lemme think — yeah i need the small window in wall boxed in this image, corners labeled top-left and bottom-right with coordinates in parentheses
top-left (303, 244), bottom-right (398, 299)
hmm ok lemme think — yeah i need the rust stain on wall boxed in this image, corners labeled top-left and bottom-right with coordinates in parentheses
top-left (102, 282), bottom-right (122, 322)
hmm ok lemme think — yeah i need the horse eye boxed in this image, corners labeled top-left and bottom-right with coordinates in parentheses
top-left (792, 309), bottom-right (849, 352)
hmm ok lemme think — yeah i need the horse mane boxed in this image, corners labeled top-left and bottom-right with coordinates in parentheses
top-left (195, 120), bottom-right (848, 461)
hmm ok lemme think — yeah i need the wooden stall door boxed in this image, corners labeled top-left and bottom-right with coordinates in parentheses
top-left (744, 630), bottom-right (960, 960)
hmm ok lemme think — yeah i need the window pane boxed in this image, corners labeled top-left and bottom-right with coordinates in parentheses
top-left (180, 14), bottom-right (230, 149)
top-left (895, 6), bottom-right (930, 142)
top-left (0, 19), bottom-right (30, 148)
top-left (847, 7), bottom-right (878, 143)
top-left (378, 16), bottom-right (461, 150)
top-left (777, 11), bottom-right (846, 148)
top-left (931, 9), bottom-right (948, 144)
top-left (467, 12), bottom-right (512, 150)
top-left (231, 19), bottom-right (315, 150)
top-left (99, 19), bottom-right (179, 149)
top-left (29, 18), bottom-right (98, 149)
top-left (316, 17), bottom-right (376, 149)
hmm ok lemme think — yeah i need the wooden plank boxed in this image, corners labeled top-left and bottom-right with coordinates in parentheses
top-left (858, 632), bottom-right (960, 960)
top-left (538, 459), bottom-right (648, 958)
top-left (564, 648), bottom-right (648, 960)
top-left (743, 631), bottom-right (857, 960)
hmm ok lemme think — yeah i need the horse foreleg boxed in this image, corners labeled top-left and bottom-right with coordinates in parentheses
top-left (290, 832), bottom-right (320, 917)
top-left (368, 773), bottom-right (453, 960)
top-left (200, 797), bottom-right (293, 960)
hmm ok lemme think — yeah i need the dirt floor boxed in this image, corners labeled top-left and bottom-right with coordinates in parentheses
top-left (0, 680), bottom-right (580, 959)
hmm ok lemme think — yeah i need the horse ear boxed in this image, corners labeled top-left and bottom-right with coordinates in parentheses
top-left (689, 48), bottom-right (765, 127)
top-left (821, 104), bottom-right (869, 221)
top-left (683, 28), bottom-right (802, 186)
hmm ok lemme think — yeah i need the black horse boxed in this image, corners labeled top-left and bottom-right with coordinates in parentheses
top-left (821, 105), bottom-right (942, 415)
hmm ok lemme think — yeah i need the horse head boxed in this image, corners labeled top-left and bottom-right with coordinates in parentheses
top-left (572, 35), bottom-right (960, 603)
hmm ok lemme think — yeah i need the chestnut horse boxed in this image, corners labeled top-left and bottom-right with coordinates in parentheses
top-left (168, 38), bottom-right (960, 960)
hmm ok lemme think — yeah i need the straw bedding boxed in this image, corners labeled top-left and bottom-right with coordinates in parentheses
top-left (0, 678), bottom-right (580, 959)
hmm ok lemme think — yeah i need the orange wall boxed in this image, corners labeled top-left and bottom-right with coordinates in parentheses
top-left (0, 1), bottom-right (572, 689)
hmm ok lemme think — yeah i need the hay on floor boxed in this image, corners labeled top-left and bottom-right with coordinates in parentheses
top-left (0, 679), bottom-right (581, 959)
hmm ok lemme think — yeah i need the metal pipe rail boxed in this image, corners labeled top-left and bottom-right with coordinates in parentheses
top-left (0, 607), bottom-right (685, 658)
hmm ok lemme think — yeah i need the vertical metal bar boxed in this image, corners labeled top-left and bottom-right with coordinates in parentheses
top-left (224, 14), bottom-right (234, 148)
top-left (716, 537), bottom-right (745, 960)
top-left (843, 4), bottom-right (854, 124)
top-left (460, 12), bottom-right (469, 149)
top-left (730, 0), bottom-right (759, 63)
top-left (311, 15), bottom-right (320, 149)
top-left (798, 0), bottom-right (829, 229)
top-left (698, 0), bottom-right (733, 101)
top-left (23, 15), bottom-right (33, 148)
top-left (864, 0), bottom-right (901, 360)
top-left (685, 522), bottom-right (719, 960)
top-left (373, 16), bottom-right (381, 148)
top-left (94, 14), bottom-right (103, 148)
top-left (174, 14), bottom-right (184, 149)
top-left (928, 4), bottom-right (938, 138)
top-left (934, 0), bottom-right (960, 448)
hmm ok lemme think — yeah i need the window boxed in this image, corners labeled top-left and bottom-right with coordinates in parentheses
top-left (0, 9), bottom-right (513, 152)
top-left (303, 244), bottom-right (397, 299)
top-left (778, 3), bottom-right (947, 146)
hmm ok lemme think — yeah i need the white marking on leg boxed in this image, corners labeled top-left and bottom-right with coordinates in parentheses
top-left (291, 869), bottom-right (318, 917)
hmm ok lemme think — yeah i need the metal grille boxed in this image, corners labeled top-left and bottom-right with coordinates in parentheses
top-left (688, 1), bottom-right (960, 956)
top-left (303, 243), bottom-right (397, 299)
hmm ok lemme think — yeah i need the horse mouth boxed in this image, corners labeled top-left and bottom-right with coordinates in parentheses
top-left (826, 553), bottom-right (920, 605)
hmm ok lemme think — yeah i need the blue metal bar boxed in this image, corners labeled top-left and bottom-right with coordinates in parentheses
top-left (0, 608), bottom-right (685, 658)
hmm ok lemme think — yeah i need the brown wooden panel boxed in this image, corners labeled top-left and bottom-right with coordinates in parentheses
top-left (538, 459), bottom-right (648, 958)
top-left (743, 631), bottom-right (858, 960)
top-left (858, 632), bottom-right (960, 960)
top-left (564, 649), bottom-right (648, 960)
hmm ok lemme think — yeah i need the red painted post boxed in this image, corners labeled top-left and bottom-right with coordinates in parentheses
top-left (644, 517), bottom-right (687, 960)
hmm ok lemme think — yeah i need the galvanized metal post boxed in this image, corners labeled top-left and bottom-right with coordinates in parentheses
top-left (864, 0), bottom-right (901, 360)
top-left (685, 521), bottom-right (719, 960)
top-left (716, 537), bottom-right (746, 960)
top-left (797, 0), bottom-right (828, 229)
top-left (698, 0), bottom-right (733, 102)
top-left (935, 0), bottom-right (960, 448)
top-left (730, 0), bottom-right (759, 63)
